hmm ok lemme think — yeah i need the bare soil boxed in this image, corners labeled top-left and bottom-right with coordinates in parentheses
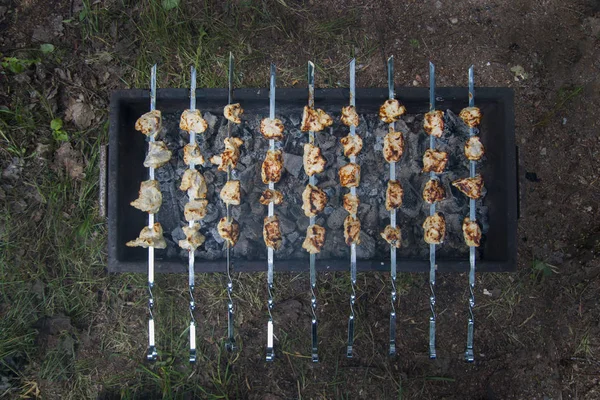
top-left (1, 0), bottom-right (599, 399)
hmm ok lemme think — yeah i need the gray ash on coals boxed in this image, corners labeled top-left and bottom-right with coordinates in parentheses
top-left (152, 109), bottom-right (489, 262)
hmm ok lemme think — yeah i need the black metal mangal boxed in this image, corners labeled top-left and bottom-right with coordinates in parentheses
top-left (107, 87), bottom-right (516, 274)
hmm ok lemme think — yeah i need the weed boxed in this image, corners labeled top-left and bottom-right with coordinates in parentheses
top-left (531, 259), bottom-right (558, 281)
top-left (409, 38), bottom-right (420, 48)
top-left (1, 57), bottom-right (39, 74)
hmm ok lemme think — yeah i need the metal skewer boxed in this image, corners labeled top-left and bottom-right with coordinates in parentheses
top-left (147, 64), bottom-right (158, 361)
top-left (387, 56), bottom-right (398, 356)
top-left (188, 66), bottom-right (198, 363)
top-left (225, 52), bottom-right (236, 352)
top-left (346, 58), bottom-right (357, 358)
top-left (465, 65), bottom-right (477, 362)
top-left (428, 62), bottom-right (437, 360)
top-left (307, 61), bottom-right (319, 363)
top-left (266, 63), bottom-right (276, 362)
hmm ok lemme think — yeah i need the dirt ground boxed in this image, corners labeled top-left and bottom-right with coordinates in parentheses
top-left (1, 0), bottom-right (599, 399)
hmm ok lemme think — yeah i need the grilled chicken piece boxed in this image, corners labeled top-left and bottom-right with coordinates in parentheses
top-left (210, 137), bottom-right (244, 172)
top-left (383, 126), bottom-right (404, 163)
top-left (302, 184), bottom-right (328, 217)
top-left (220, 180), bottom-right (241, 205)
top-left (135, 110), bottom-right (162, 137)
top-left (379, 99), bottom-right (406, 123)
top-left (302, 224), bottom-right (326, 254)
top-left (263, 216), bottom-right (283, 250)
top-left (184, 199), bottom-right (208, 221)
top-left (464, 136), bottom-right (485, 161)
top-left (422, 149), bottom-right (448, 173)
top-left (301, 106), bottom-right (333, 132)
top-left (303, 143), bottom-right (326, 176)
top-left (183, 143), bottom-right (205, 166)
top-left (261, 150), bottom-right (284, 184)
top-left (130, 180), bottom-right (162, 214)
top-left (462, 217), bottom-right (482, 247)
top-left (126, 223), bottom-right (167, 249)
top-left (179, 109), bottom-right (208, 133)
top-left (144, 141), bottom-right (172, 169)
top-left (343, 193), bottom-right (360, 215)
top-left (452, 175), bottom-right (484, 199)
top-left (339, 163), bottom-right (361, 188)
top-left (224, 103), bottom-right (243, 124)
top-left (340, 134), bottom-right (363, 157)
top-left (180, 169), bottom-right (207, 200)
top-left (217, 217), bottom-right (240, 247)
top-left (422, 179), bottom-right (445, 204)
top-left (424, 110), bottom-right (444, 138)
top-left (380, 225), bottom-right (402, 248)
top-left (259, 189), bottom-right (284, 206)
top-left (260, 118), bottom-right (284, 140)
top-left (385, 180), bottom-right (403, 210)
top-left (179, 223), bottom-right (206, 251)
top-left (341, 105), bottom-right (360, 127)
top-left (459, 107), bottom-right (482, 128)
top-left (423, 212), bottom-right (446, 244)
top-left (343, 215), bottom-right (361, 246)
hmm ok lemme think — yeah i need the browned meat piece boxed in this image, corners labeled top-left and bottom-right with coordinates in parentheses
top-left (343, 215), bottom-right (361, 245)
top-left (383, 126), bottom-right (404, 163)
top-left (379, 99), bottom-right (406, 123)
top-left (303, 143), bottom-right (326, 176)
top-left (183, 143), bottom-right (205, 166)
top-left (339, 163), bottom-right (361, 188)
top-left (179, 109), bottom-right (208, 133)
top-left (126, 223), bottom-right (167, 249)
top-left (180, 169), bottom-right (207, 200)
top-left (385, 180), bottom-right (403, 210)
top-left (261, 150), bottom-right (283, 184)
top-left (343, 193), bottom-right (360, 215)
top-left (302, 224), bottom-right (326, 254)
top-left (423, 213), bottom-right (446, 244)
top-left (341, 105), bottom-right (360, 127)
top-left (259, 189), bottom-right (284, 206)
top-left (224, 103), bottom-right (243, 124)
top-left (210, 137), bottom-right (244, 172)
top-left (144, 141), bottom-right (172, 169)
top-left (422, 149), bottom-right (448, 173)
top-left (464, 136), bottom-right (485, 161)
top-left (135, 110), bottom-right (162, 137)
top-left (340, 134), bottom-right (363, 157)
top-left (302, 184), bottom-right (327, 217)
top-left (462, 217), bottom-right (482, 247)
top-left (217, 217), bottom-right (240, 247)
top-left (459, 107), bottom-right (482, 128)
top-left (424, 110), bottom-right (444, 138)
top-left (178, 223), bottom-right (206, 251)
top-left (263, 216), bottom-right (282, 250)
top-left (184, 199), bottom-right (208, 221)
top-left (380, 225), bottom-right (402, 248)
top-left (220, 180), bottom-right (241, 205)
top-left (260, 118), bottom-right (284, 140)
top-left (422, 179), bottom-right (445, 204)
top-left (130, 180), bottom-right (162, 214)
top-left (301, 106), bottom-right (333, 132)
top-left (452, 175), bottom-right (485, 199)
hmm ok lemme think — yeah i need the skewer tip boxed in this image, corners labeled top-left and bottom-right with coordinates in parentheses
top-left (387, 55), bottom-right (394, 63)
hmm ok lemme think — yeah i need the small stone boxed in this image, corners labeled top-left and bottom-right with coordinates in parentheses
top-left (540, 147), bottom-right (547, 156)
top-left (450, 17), bottom-right (458, 24)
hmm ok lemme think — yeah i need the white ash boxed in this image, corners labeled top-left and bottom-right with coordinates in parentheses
top-left (149, 109), bottom-right (489, 262)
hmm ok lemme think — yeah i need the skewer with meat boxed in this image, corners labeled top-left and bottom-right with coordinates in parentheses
top-left (127, 223), bottom-right (167, 249)
top-left (452, 174), bottom-right (485, 199)
top-left (131, 180), bottom-right (162, 214)
top-left (210, 137), bottom-right (244, 172)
